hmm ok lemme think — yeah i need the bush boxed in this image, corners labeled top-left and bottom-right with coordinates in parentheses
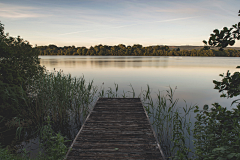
top-left (39, 116), bottom-right (70, 160)
top-left (194, 66), bottom-right (240, 160)
top-left (194, 103), bottom-right (240, 160)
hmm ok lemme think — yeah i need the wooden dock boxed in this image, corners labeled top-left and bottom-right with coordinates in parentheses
top-left (65, 98), bottom-right (165, 160)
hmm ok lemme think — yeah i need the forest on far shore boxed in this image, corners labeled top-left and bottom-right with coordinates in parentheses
top-left (36, 44), bottom-right (240, 57)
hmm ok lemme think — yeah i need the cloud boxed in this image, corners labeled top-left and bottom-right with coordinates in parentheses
top-left (146, 16), bottom-right (200, 23)
top-left (60, 16), bottom-right (199, 35)
top-left (0, 2), bottom-right (48, 18)
top-left (0, 11), bottom-right (43, 18)
top-left (212, 3), bottom-right (237, 17)
top-left (60, 29), bottom-right (102, 35)
top-left (155, 8), bottom-right (198, 14)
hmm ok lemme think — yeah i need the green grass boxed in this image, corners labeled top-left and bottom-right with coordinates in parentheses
top-left (0, 116), bottom-right (69, 160)
top-left (2, 69), bottom-right (238, 160)
top-left (25, 69), bottom-right (97, 126)
top-left (0, 70), bottom-right (97, 159)
top-left (98, 84), bottom-right (196, 159)
top-left (0, 69), bottom-right (196, 159)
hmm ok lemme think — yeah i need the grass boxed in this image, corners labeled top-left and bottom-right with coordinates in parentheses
top-left (1, 69), bottom-right (97, 159)
top-left (98, 84), bottom-right (196, 159)
top-left (0, 116), bottom-right (70, 160)
top-left (25, 69), bottom-right (97, 125)
top-left (4, 69), bottom-right (239, 160)
top-left (0, 69), bottom-right (197, 159)
top-left (141, 86), bottom-right (195, 159)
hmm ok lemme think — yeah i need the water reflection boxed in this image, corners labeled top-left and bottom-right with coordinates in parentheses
top-left (40, 56), bottom-right (240, 69)
top-left (39, 55), bottom-right (240, 110)
top-left (40, 56), bottom-right (170, 68)
top-left (15, 55), bottom-right (239, 158)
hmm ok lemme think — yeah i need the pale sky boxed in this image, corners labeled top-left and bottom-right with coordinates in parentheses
top-left (0, 0), bottom-right (240, 47)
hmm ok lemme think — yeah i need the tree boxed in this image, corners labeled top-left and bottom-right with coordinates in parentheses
top-left (194, 65), bottom-right (240, 160)
top-left (0, 21), bottom-right (45, 132)
top-left (203, 10), bottom-right (240, 51)
top-left (213, 66), bottom-right (240, 99)
top-left (0, 22), bottom-right (44, 89)
top-left (194, 12), bottom-right (240, 158)
top-left (207, 10), bottom-right (240, 99)
top-left (77, 48), bottom-right (81, 55)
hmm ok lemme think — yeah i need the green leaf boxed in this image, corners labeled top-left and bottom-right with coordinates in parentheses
top-left (232, 24), bottom-right (237, 28)
top-left (214, 86), bottom-right (220, 89)
top-left (231, 99), bottom-right (240, 106)
top-left (213, 29), bottom-right (219, 35)
top-left (213, 80), bottom-right (219, 84)
top-left (229, 40), bottom-right (235, 46)
top-left (194, 109), bottom-right (199, 113)
top-left (203, 105), bottom-right (208, 110)
top-left (227, 153), bottom-right (236, 159)
top-left (203, 40), bottom-right (207, 45)
top-left (223, 27), bottom-right (228, 32)
top-left (210, 34), bottom-right (216, 40)
top-left (236, 153), bottom-right (240, 158)
top-left (212, 147), bottom-right (226, 152)
top-left (208, 39), bottom-right (213, 45)
top-left (220, 94), bottom-right (226, 98)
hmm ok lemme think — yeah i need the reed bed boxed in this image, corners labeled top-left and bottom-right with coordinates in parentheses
top-left (25, 70), bottom-right (97, 126)
top-left (1, 70), bottom-right (98, 159)
top-left (1, 70), bottom-right (196, 159)
top-left (98, 84), bottom-right (196, 159)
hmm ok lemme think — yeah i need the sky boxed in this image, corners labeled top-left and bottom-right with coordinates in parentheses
top-left (0, 0), bottom-right (240, 48)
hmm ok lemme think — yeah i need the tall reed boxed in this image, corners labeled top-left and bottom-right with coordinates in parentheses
top-left (98, 84), bottom-right (196, 159)
top-left (25, 70), bottom-right (97, 126)
top-left (2, 70), bottom-right (196, 159)
top-left (1, 70), bottom-right (98, 158)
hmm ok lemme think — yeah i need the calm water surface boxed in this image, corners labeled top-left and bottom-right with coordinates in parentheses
top-left (39, 55), bottom-right (240, 109)
top-left (20, 55), bottom-right (239, 158)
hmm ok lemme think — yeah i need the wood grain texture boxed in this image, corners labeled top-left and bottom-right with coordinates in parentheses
top-left (65, 98), bottom-right (164, 160)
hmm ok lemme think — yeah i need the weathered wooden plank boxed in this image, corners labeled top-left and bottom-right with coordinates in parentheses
top-left (65, 98), bottom-right (165, 160)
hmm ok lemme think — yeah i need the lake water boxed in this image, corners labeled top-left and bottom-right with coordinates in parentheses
top-left (17, 55), bottom-right (239, 158)
top-left (39, 55), bottom-right (240, 110)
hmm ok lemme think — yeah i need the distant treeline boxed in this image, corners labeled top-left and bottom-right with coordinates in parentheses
top-left (36, 44), bottom-right (240, 57)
